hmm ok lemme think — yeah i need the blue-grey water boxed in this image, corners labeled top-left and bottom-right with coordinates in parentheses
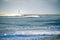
top-left (0, 15), bottom-right (60, 40)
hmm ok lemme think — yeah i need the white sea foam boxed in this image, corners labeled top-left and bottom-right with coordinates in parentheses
top-left (14, 30), bottom-right (60, 35)
top-left (22, 16), bottom-right (40, 18)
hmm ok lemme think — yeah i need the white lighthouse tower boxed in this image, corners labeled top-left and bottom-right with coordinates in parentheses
top-left (16, 9), bottom-right (22, 16)
top-left (18, 9), bottom-right (20, 14)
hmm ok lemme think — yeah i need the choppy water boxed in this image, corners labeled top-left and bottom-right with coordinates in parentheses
top-left (0, 15), bottom-right (60, 40)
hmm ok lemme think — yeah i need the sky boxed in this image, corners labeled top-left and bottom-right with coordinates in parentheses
top-left (0, 0), bottom-right (60, 15)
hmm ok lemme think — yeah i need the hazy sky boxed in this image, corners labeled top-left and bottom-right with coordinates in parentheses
top-left (0, 0), bottom-right (60, 14)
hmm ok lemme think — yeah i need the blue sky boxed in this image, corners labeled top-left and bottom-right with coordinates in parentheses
top-left (0, 0), bottom-right (60, 14)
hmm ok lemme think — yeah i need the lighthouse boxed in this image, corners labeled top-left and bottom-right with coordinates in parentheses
top-left (16, 9), bottom-right (22, 16)
top-left (18, 9), bottom-right (20, 14)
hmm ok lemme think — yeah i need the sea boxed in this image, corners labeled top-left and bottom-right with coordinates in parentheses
top-left (0, 15), bottom-right (60, 40)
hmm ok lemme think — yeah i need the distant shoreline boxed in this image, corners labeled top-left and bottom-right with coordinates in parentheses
top-left (0, 14), bottom-right (60, 16)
